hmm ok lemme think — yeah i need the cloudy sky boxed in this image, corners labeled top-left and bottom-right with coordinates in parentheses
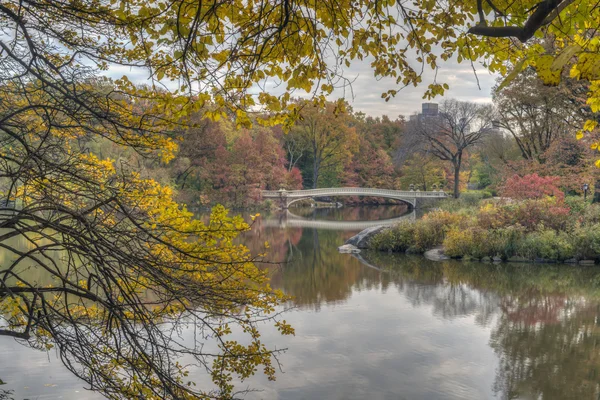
top-left (328, 57), bottom-right (499, 119)
top-left (108, 56), bottom-right (499, 120)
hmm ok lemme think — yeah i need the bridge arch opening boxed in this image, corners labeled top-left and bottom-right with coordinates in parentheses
top-left (261, 188), bottom-right (447, 210)
top-left (264, 209), bottom-right (417, 231)
top-left (286, 196), bottom-right (414, 209)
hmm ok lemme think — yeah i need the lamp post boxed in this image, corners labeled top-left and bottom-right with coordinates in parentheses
top-left (583, 183), bottom-right (590, 201)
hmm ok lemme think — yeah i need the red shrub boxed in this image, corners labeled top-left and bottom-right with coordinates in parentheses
top-left (507, 200), bottom-right (571, 231)
top-left (500, 173), bottom-right (564, 201)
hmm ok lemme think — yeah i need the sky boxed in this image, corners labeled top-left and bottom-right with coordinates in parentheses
top-left (107, 56), bottom-right (499, 120)
top-left (327, 57), bottom-right (499, 119)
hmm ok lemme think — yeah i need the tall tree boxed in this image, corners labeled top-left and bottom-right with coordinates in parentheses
top-left (406, 100), bottom-right (494, 198)
top-left (399, 154), bottom-right (446, 191)
top-left (291, 102), bottom-right (358, 188)
top-left (493, 68), bottom-right (590, 161)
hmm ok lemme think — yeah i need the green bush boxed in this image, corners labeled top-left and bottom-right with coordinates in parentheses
top-left (516, 229), bottom-right (574, 261)
top-left (370, 217), bottom-right (447, 253)
top-left (564, 196), bottom-right (589, 214)
top-left (580, 203), bottom-right (600, 226)
top-left (443, 227), bottom-right (513, 259)
top-left (479, 189), bottom-right (494, 199)
top-left (370, 221), bottom-right (416, 252)
top-left (490, 226), bottom-right (525, 260)
top-left (442, 228), bottom-right (470, 258)
top-left (412, 218), bottom-right (446, 252)
top-left (571, 223), bottom-right (600, 260)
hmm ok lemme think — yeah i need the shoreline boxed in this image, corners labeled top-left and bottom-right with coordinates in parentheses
top-left (341, 225), bottom-right (600, 266)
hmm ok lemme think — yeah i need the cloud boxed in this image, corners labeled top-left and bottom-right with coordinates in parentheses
top-left (330, 56), bottom-right (499, 119)
top-left (102, 55), bottom-right (499, 120)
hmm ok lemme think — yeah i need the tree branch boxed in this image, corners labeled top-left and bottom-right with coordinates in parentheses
top-left (468, 0), bottom-right (565, 43)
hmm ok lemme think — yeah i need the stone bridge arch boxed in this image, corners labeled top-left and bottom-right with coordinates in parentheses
top-left (261, 188), bottom-right (447, 209)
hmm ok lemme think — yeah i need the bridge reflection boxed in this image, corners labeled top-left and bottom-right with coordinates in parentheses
top-left (261, 209), bottom-right (415, 231)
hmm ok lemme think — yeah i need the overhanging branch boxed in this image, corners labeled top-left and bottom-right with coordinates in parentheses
top-left (468, 0), bottom-right (567, 43)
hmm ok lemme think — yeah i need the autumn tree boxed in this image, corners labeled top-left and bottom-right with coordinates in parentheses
top-left (341, 115), bottom-right (402, 190)
top-left (208, 127), bottom-right (296, 206)
top-left (406, 100), bottom-right (495, 198)
top-left (399, 154), bottom-right (446, 191)
top-left (290, 101), bottom-right (358, 188)
top-left (493, 68), bottom-right (590, 161)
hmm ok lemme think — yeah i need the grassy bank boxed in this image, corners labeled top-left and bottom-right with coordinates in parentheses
top-left (369, 195), bottom-right (600, 263)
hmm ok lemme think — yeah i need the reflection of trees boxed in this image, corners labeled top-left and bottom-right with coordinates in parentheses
top-left (0, 390), bottom-right (12, 400)
top-left (361, 253), bottom-right (502, 324)
top-left (0, 379), bottom-right (11, 400)
top-left (363, 253), bottom-right (600, 400)
top-left (279, 228), bottom-right (386, 310)
top-left (491, 302), bottom-right (600, 400)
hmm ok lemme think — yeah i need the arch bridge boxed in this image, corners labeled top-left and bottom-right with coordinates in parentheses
top-left (261, 187), bottom-right (447, 209)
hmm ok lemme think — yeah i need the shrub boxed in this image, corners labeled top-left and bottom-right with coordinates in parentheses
top-left (564, 196), bottom-right (589, 215)
top-left (476, 202), bottom-right (506, 230)
top-left (443, 228), bottom-right (475, 258)
top-left (443, 227), bottom-right (495, 259)
top-left (422, 209), bottom-right (466, 229)
top-left (498, 199), bottom-right (571, 232)
top-left (571, 224), bottom-right (600, 260)
top-left (516, 229), bottom-right (574, 261)
top-left (479, 189), bottom-right (494, 199)
top-left (580, 203), bottom-right (600, 226)
top-left (500, 173), bottom-right (564, 201)
top-left (370, 215), bottom-right (451, 253)
top-left (412, 219), bottom-right (445, 252)
top-left (369, 221), bottom-right (416, 252)
top-left (488, 226), bottom-right (525, 260)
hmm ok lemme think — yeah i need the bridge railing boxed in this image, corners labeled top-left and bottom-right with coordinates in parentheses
top-left (261, 187), bottom-right (447, 198)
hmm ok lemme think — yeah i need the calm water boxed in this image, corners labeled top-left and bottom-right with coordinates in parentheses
top-left (3, 206), bottom-right (600, 399)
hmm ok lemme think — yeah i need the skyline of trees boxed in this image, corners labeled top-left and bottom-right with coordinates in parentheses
top-left (145, 90), bottom-right (597, 207)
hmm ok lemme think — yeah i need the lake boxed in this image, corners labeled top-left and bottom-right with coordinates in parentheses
top-left (2, 206), bottom-right (600, 399)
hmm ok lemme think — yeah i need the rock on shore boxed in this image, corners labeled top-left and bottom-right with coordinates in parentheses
top-left (338, 244), bottom-right (361, 254)
top-left (344, 226), bottom-right (388, 249)
top-left (423, 247), bottom-right (450, 261)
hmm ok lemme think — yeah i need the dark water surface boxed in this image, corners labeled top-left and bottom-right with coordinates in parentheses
top-left (3, 206), bottom-right (600, 399)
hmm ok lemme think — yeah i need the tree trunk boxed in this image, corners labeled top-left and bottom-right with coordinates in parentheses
top-left (453, 165), bottom-right (460, 199)
top-left (593, 179), bottom-right (600, 203)
top-left (453, 153), bottom-right (462, 199)
top-left (313, 159), bottom-right (319, 189)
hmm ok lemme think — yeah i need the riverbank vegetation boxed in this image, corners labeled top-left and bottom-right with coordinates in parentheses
top-left (370, 187), bottom-right (600, 263)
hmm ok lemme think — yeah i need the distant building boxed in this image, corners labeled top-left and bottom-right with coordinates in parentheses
top-left (421, 103), bottom-right (438, 116)
top-left (408, 103), bottom-right (440, 124)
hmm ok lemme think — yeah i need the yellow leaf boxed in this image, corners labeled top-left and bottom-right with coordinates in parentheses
top-left (497, 58), bottom-right (527, 91)
top-left (551, 45), bottom-right (581, 71)
top-left (535, 55), bottom-right (561, 86)
top-left (576, 130), bottom-right (584, 140)
top-left (578, 53), bottom-right (600, 81)
top-left (584, 119), bottom-right (598, 131)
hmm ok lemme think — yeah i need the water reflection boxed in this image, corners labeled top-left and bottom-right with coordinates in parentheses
top-left (3, 206), bottom-right (600, 399)
top-left (261, 205), bottom-right (414, 230)
top-left (247, 208), bottom-right (600, 400)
